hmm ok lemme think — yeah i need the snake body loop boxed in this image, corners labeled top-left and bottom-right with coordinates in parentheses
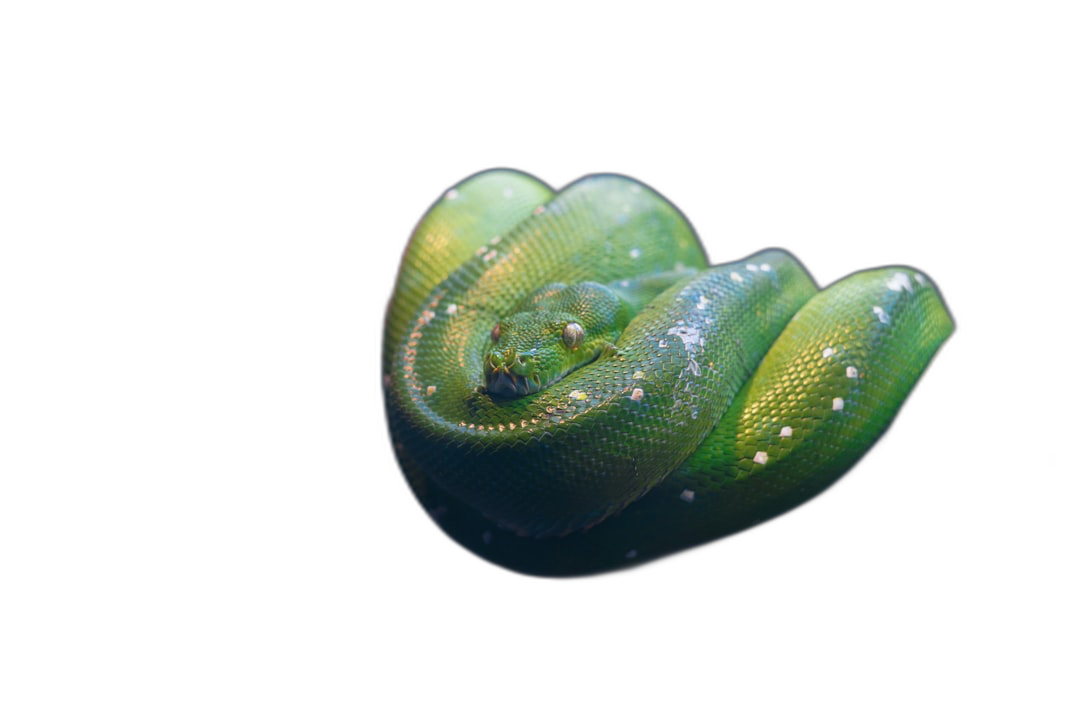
top-left (384, 170), bottom-right (953, 575)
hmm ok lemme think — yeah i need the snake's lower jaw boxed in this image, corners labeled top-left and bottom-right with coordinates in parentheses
top-left (485, 367), bottom-right (541, 397)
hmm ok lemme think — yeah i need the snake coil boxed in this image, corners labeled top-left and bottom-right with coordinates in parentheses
top-left (384, 170), bottom-right (952, 575)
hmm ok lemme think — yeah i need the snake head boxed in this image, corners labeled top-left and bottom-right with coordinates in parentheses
top-left (484, 282), bottom-right (628, 397)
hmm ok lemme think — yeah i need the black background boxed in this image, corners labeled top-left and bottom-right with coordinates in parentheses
top-left (352, 126), bottom-right (989, 634)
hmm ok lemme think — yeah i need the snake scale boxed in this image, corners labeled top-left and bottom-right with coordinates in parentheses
top-left (383, 170), bottom-right (953, 576)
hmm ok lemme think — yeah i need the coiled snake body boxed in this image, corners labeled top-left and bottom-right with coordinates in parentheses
top-left (383, 170), bottom-right (952, 575)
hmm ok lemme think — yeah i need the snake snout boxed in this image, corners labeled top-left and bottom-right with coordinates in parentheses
top-left (487, 347), bottom-right (515, 371)
top-left (488, 348), bottom-right (535, 372)
top-left (485, 349), bottom-right (541, 397)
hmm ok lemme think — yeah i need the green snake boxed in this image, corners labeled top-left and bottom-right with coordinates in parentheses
top-left (383, 170), bottom-right (953, 576)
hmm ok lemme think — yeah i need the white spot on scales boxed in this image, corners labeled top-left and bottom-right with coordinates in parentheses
top-left (886, 272), bottom-right (913, 293)
top-left (680, 489), bottom-right (695, 503)
top-left (667, 325), bottom-right (703, 349)
top-left (833, 397), bottom-right (845, 411)
top-left (780, 426), bottom-right (793, 438)
top-left (872, 306), bottom-right (890, 324)
top-left (753, 451), bottom-right (768, 465)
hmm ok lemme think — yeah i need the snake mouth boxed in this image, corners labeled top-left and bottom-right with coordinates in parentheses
top-left (485, 366), bottom-right (543, 397)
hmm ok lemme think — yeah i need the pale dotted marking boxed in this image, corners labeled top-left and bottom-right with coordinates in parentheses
top-left (872, 306), bottom-right (890, 324)
top-left (619, 279), bottom-right (630, 287)
top-left (502, 188), bottom-right (514, 198)
top-left (833, 397), bottom-right (845, 411)
top-left (474, 245), bottom-right (488, 257)
top-left (822, 347), bottom-right (836, 359)
top-left (490, 235), bottom-right (502, 245)
top-left (426, 385), bottom-right (437, 396)
top-left (914, 272), bottom-right (926, 285)
top-left (846, 366), bottom-right (858, 378)
top-left (746, 263), bottom-right (759, 272)
top-left (780, 426), bottom-right (793, 438)
top-left (886, 272), bottom-right (913, 293)
top-left (760, 263), bottom-right (772, 271)
top-left (483, 249), bottom-right (497, 262)
top-left (418, 309), bottom-right (436, 325)
top-left (446, 303), bottom-right (458, 315)
top-left (629, 248), bottom-right (642, 259)
top-left (680, 489), bottom-right (695, 503)
top-left (658, 340), bottom-right (668, 348)
top-left (445, 189), bottom-right (459, 200)
top-left (498, 424), bottom-right (505, 432)
top-left (509, 422), bottom-right (516, 430)
top-left (630, 185), bottom-right (641, 194)
top-left (631, 388), bottom-right (644, 401)
top-left (754, 451), bottom-right (768, 465)
top-left (730, 271), bottom-right (743, 283)
top-left (696, 295), bottom-right (709, 310)
top-left (632, 370), bottom-right (645, 380)
top-left (569, 389), bottom-right (588, 401)
top-left (533, 205), bottom-right (546, 215)
top-left (667, 325), bottom-right (702, 349)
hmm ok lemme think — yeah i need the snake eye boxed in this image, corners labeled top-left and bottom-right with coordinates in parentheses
top-left (491, 323), bottom-right (501, 343)
top-left (561, 322), bottom-right (584, 349)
